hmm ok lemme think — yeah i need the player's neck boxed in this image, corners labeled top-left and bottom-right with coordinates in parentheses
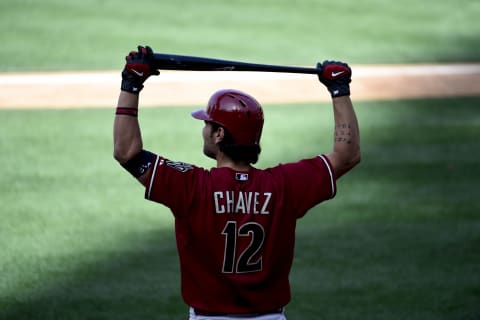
top-left (216, 153), bottom-right (251, 171)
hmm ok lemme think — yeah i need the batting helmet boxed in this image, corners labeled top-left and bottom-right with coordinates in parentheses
top-left (191, 89), bottom-right (264, 146)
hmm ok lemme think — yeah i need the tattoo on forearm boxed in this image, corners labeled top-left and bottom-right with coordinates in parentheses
top-left (334, 123), bottom-right (355, 144)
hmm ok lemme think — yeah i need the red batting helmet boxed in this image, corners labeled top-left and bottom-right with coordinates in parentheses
top-left (191, 89), bottom-right (264, 146)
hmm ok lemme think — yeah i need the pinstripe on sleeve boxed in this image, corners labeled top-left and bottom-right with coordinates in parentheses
top-left (146, 155), bottom-right (161, 200)
top-left (318, 154), bottom-right (336, 198)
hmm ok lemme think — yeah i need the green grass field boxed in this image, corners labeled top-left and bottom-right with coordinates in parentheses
top-left (1, 0), bottom-right (480, 319)
top-left (1, 98), bottom-right (479, 319)
top-left (0, 0), bottom-right (479, 71)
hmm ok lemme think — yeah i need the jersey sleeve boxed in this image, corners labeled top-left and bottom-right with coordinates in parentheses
top-left (277, 154), bottom-right (336, 218)
top-left (144, 154), bottom-right (203, 217)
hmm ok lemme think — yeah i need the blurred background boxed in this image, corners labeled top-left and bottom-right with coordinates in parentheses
top-left (0, 0), bottom-right (479, 319)
top-left (1, 0), bottom-right (479, 71)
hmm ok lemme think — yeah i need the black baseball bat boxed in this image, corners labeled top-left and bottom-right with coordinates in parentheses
top-left (153, 53), bottom-right (321, 74)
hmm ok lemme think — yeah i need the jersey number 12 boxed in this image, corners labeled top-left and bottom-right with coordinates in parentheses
top-left (221, 221), bottom-right (265, 273)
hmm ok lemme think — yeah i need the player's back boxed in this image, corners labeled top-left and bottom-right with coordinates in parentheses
top-left (179, 165), bottom-right (298, 314)
top-left (145, 155), bottom-right (336, 313)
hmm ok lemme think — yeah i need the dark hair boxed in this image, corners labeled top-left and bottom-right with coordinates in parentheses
top-left (210, 122), bottom-right (261, 164)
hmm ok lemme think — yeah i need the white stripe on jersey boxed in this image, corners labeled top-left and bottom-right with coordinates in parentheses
top-left (147, 155), bottom-right (161, 200)
top-left (318, 155), bottom-right (335, 198)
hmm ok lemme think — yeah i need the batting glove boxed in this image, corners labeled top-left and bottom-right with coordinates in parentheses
top-left (317, 60), bottom-right (352, 98)
top-left (121, 45), bottom-right (160, 94)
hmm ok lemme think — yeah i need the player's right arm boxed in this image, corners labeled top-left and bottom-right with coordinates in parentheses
top-left (113, 45), bottom-right (159, 186)
top-left (317, 61), bottom-right (361, 179)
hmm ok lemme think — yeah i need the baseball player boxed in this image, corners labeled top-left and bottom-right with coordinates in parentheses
top-left (113, 46), bottom-right (360, 320)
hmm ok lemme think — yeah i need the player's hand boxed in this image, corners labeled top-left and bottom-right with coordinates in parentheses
top-left (121, 45), bottom-right (160, 94)
top-left (317, 61), bottom-right (351, 98)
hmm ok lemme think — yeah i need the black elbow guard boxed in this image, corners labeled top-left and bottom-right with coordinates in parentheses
top-left (120, 150), bottom-right (156, 178)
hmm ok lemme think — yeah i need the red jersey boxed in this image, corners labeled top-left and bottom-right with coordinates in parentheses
top-left (144, 154), bottom-right (336, 314)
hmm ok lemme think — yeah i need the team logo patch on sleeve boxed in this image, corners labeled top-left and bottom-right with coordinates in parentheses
top-left (166, 160), bottom-right (193, 172)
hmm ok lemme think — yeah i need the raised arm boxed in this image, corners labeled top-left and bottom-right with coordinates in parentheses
top-left (113, 45), bottom-right (159, 185)
top-left (113, 91), bottom-right (142, 163)
top-left (318, 61), bottom-right (361, 179)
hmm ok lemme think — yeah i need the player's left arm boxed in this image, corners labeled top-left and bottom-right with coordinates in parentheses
top-left (113, 45), bottom-right (159, 186)
top-left (113, 91), bottom-right (151, 185)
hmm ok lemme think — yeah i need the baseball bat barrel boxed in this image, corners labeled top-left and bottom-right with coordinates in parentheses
top-left (153, 53), bottom-right (321, 74)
